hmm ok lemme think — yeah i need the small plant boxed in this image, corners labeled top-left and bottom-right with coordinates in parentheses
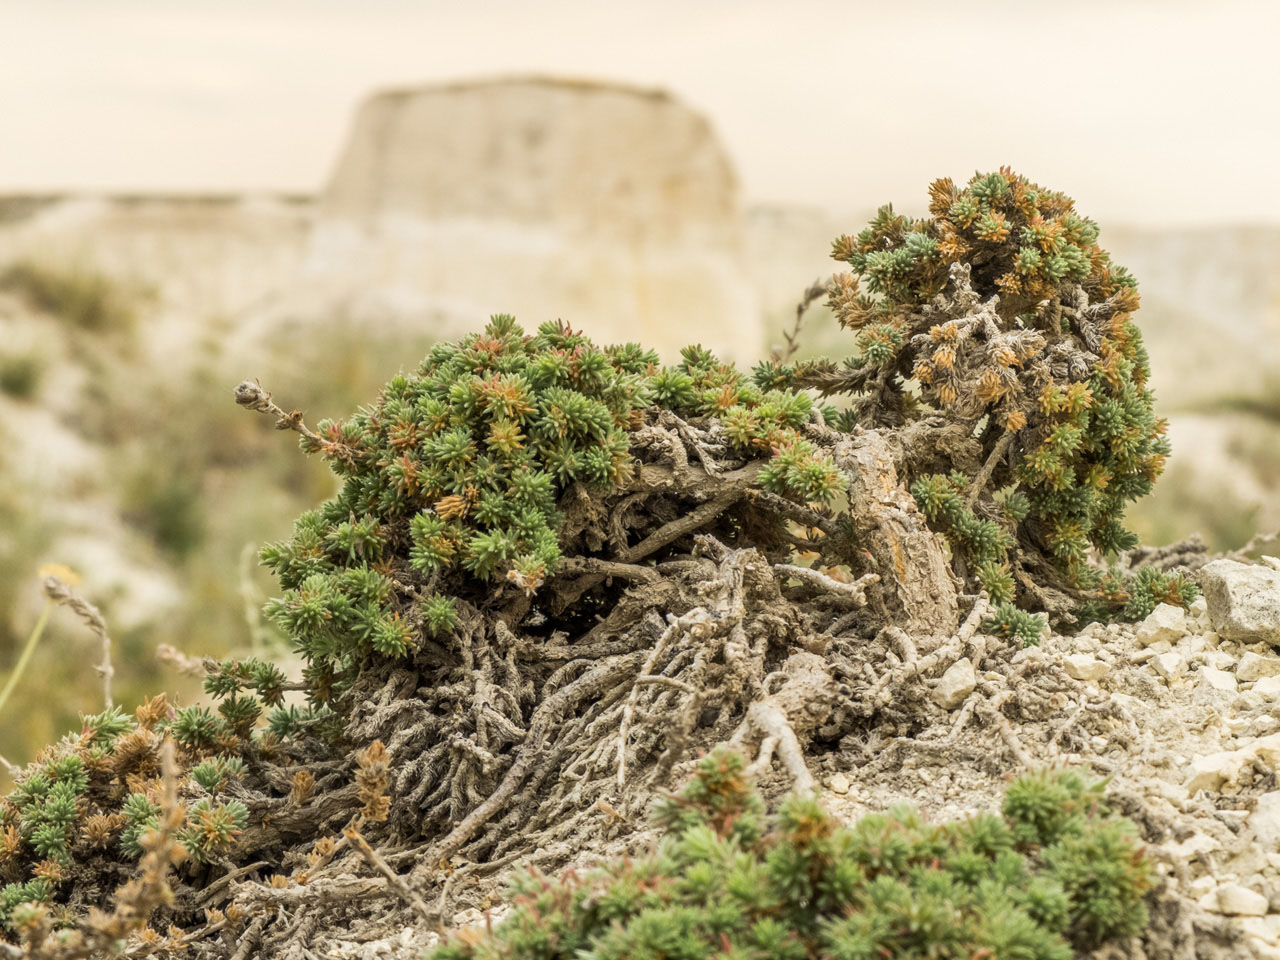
top-left (0, 696), bottom-right (255, 935)
top-left (428, 751), bottom-right (1153, 960)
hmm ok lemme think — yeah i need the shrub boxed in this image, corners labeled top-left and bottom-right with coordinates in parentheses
top-left (255, 316), bottom-right (843, 705)
top-left (428, 751), bottom-right (1153, 960)
top-left (789, 169), bottom-right (1189, 622)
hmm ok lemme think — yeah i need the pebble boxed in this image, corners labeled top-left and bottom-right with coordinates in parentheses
top-left (827, 773), bottom-right (851, 795)
top-left (1199, 649), bottom-right (1234, 671)
top-left (1153, 651), bottom-right (1186, 681)
top-left (1187, 875), bottom-right (1216, 898)
top-left (1198, 666), bottom-right (1238, 693)
top-left (1256, 677), bottom-right (1280, 697)
top-left (1252, 792), bottom-right (1280, 850)
top-left (1240, 652), bottom-right (1280, 683)
top-left (1200, 559), bottom-right (1280, 644)
top-left (1063, 653), bottom-right (1109, 683)
top-left (1167, 832), bottom-right (1220, 861)
top-left (1215, 883), bottom-right (1270, 916)
top-left (1135, 603), bottom-right (1187, 647)
top-left (932, 658), bottom-right (976, 710)
top-left (1187, 749), bottom-right (1252, 794)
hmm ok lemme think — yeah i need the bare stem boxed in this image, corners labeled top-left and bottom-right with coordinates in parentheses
top-left (774, 278), bottom-right (827, 365)
top-left (44, 575), bottom-right (113, 708)
top-left (773, 564), bottom-right (878, 606)
top-left (234, 379), bottom-right (324, 444)
top-left (344, 826), bottom-right (434, 922)
top-left (966, 431), bottom-right (1015, 509)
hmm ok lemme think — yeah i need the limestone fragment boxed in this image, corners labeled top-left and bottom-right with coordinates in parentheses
top-left (1186, 749), bottom-right (1252, 794)
top-left (1239, 651), bottom-right (1280, 682)
top-left (1135, 603), bottom-right (1187, 647)
top-left (1251, 792), bottom-right (1280, 850)
top-left (827, 773), bottom-right (851, 795)
top-left (1199, 559), bottom-right (1280, 644)
top-left (1152, 651), bottom-right (1186, 681)
top-left (1254, 676), bottom-right (1280, 697)
top-left (1167, 832), bottom-right (1220, 861)
top-left (1198, 666), bottom-right (1237, 693)
top-left (932, 658), bottom-right (976, 710)
top-left (1063, 653), bottom-right (1109, 683)
top-left (1216, 883), bottom-right (1270, 917)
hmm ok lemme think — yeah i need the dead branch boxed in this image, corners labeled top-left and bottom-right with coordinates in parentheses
top-left (773, 564), bottom-right (878, 606)
top-left (233, 380), bottom-right (323, 444)
top-left (343, 827), bottom-right (433, 923)
top-left (773, 278), bottom-right (827, 364)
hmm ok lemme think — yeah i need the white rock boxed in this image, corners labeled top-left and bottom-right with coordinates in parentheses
top-left (1252, 792), bottom-right (1280, 850)
top-left (1263, 556), bottom-right (1280, 572)
top-left (1253, 734), bottom-right (1280, 772)
top-left (1199, 666), bottom-right (1238, 692)
top-left (933, 658), bottom-right (977, 710)
top-left (827, 773), bottom-right (851, 795)
top-left (1249, 938), bottom-right (1280, 960)
top-left (1200, 649), bottom-right (1234, 670)
top-left (1135, 603), bottom-right (1187, 647)
top-left (1241, 916), bottom-right (1280, 947)
top-left (1255, 676), bottom-right (1280, 697)
top-left (1239, 652), bottom-right (1280, 682)
top-left (1187, 749), bottom-right (1252, 793)
top-left (1199, 559), bottom-right (1280, 644)
top-left (1168, 833), bottom-right (1219, 861)
top-left (1190, 594), bottom-right (1210, 618)
top-left (1063, 654), bottom-right (1109, 683)
top-left (1153, 651), bottom-right (1186, 681)
top-left (1216, 883), bottom-right (1270, 916)
top-left (1189, 875), bottom-right (1217, 899)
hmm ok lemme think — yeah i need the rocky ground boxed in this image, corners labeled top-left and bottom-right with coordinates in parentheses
top-left (270, 553), bottom-right (1280, 960)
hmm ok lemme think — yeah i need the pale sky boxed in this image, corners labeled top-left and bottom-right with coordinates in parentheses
top-left (2, 0), bottom-right (1277, 226)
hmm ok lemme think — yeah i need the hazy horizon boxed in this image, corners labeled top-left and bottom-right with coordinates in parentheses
top-left (3, 0), bottom-right (1278, 228)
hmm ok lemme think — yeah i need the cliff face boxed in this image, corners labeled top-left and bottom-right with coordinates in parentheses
top-left (304, 77), bottom-right (758, 363)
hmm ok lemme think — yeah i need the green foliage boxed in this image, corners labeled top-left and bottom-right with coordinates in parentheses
top-left (1, 260), bottom-right (135, 334)
top-left (119, 792), bottom-right (162, 859)
top-left (984, 602), bottom-right (1048, 647)
top-left (1114, 567), bottom-right (1199, 621)
top-left (164, 705), bottom-right (227, 752)
top-left (1074, 566), bottom-right (1200, 627)
top-left (190, 756), bottom-right (246, 794)
top-left (9, 754), bottom-right (85, 869)
top-left (1003, 769), bottom-right (1153, 947)
top-left (258, 317), bottom-right (841, 702)
top-left (175, 798), bottom-right (249, 864)
top-left (0, 879), bottom-right (53, 929)
top-left (428, 752), bottom-right (1152, 960)
top-left (0, 352), bottom-right (43, 401)
top-left (0, 698), bottom-right (255, 934)
top-left (422, 593), bottom-right (458, 637)
top-left (910, 473), bottom-right (1016, 602)
top-left (817, 170), bottom-right (1177, 621)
